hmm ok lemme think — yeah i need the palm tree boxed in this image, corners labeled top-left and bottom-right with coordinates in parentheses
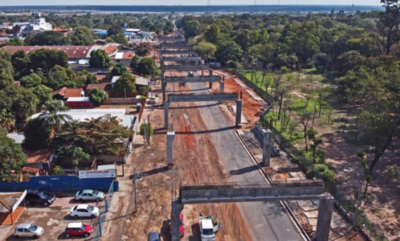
top-left (39, 101), bottom-right (72, 133)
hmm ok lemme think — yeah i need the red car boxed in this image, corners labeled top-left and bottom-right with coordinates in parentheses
top-left (65, 223), bottom-right (93, 238)
top-left (170, 212), bottom-right (184, 238)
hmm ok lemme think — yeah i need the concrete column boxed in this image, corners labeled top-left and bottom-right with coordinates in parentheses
top-left (164, 101), bottom-right (170, 130)
top-left (161, 68), bottom-right (165, 82)
top-left (235, 99), bottom-right (242, 128)
top-left (167, 131), bottom-right (175, 169)
top-left (201, 70), bottom-right (204, 76)
top-left (209, 82), bottom-right (213, 89)
top-left (171, 200), bottom-right (184, 241)
top-left (209, 69), bottom-right (213, 76)
top-left (162, 82), bottom-right (167, 104)
top-left (220, 81), bottom-right (224, 93)
top-left (315, 194), bottom-right (334, 241)
top-left (262, 129), bottom-right (272, 166)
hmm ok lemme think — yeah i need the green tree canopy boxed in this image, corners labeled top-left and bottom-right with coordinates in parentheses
top-left (28, 49), bottom-right (69, 72)
top-left (45, 65), bottom-right (75, 90)
top-left (25, 31), bottom-right (71, 46)
top-left (89, 49), bottom-right (113, 69)
top-left (193, 41), bottom-right (217, 59)
top-left (111, 63), bottom-right (129, 76)
top-left (71, 26), bottom-right (94, 45)
top-left (114, 33), bottom-right (128, 45)
top-left (215, 41), bottom-right (243, 64)
top-left (23, 118), bottom-right (52, 150)
top-left (0, 130), bottom-right (27, 182)
top-left (113, 72), bottom-right (136, 93)
top-left (88, 87), bottom-right (108, 105)
top-left (20, 73), bottom-right (42, 88)
top-left (137, 58), bottom-right (156, 76)
top-left (31, 85), bottom-right (53, 106)
top-left (130, 55), bottom-right (141, 70)
top-left (163, 20), bottom-right (174, 35)
top-left (107, 24), bottom-right (124, 36)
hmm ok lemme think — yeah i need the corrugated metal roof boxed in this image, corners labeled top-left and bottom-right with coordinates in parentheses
top-left (67, 97), bottom-right (90, 102)
top-left (115, 52), bottom-right (124, 59)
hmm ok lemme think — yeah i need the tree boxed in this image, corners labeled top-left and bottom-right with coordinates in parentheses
top-left (299, 110), bottom-right (313, 153)
top-left (28, 49), bottom-right (69, 72)
top-left (114, 33), bottom-right (128, 45)
top-left (185, 20), bottom-right (200, 38)
top-left (86, 73), bottom-right (98, 85)
top-left (45, 65), bottom-right (75, 90)
top-left (113, 72), bottom-right (136, 93)
top-left (0, 130), bottom-right (27, 182)
top-left (20, 73), bottom-right (41, 88)
top-left (31, 85), bottom-right (53, 105)
top-left (163, 21), bottom-right (174, 35)
top-left (204, 24), bottom-right (221, 45)
top-left (193, 41), bottom-right (217, 59)
top-left (6, 37), bottom-right (24, 46)
top-left (140, 123), bottom-right (154, 145)
top-left (107, 24), bottom-right (124, 36)
top-left (53, 166), bottom-right (64, 175)
top-left (134, 43), bottom-right (151, 57)
top-left (71, 26), bottom-right (94, 45)
top-left (72, 147), bottom-right (90, 167)
top-left (25, 31), bottom-right (70, 46)
top-left (88, 88), bottom-right (108, 105)
top-left (111, 63), bottom-right (129, 76)
top-left (137, 58), bottom-right (156, 75)
top-left (358, 151), bottom-right (372, 197)
top-left (11, 50), bottom-right (29, 78)
top-left (235, 29), bottom-right (252, 51)
top-left (89, 50), bottom-right (113, 69)
top-left (39, 100), bottom-right (72, 132)
top-left (215, 41), bottom-right (243, 64)
top-left (23, 118), bottom-right (52, 150)
top-left (0, 72), bottom-right (14, 90)
top-left (307, 127), bottom-right (324, 163)
top-left (130, 55), bottom-right (141, 70)
top-left (377, 0), bottom-right (400, 54)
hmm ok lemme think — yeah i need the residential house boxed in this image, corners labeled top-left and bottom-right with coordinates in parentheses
top-left (52, 87), bottom-right (84, 102)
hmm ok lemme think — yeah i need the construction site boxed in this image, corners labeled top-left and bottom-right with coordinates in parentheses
top-left (99, 33), bottom-right (365, 241)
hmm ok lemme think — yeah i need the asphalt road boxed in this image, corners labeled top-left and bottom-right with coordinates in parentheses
top-left (183, 81), bottom-right (303, 241)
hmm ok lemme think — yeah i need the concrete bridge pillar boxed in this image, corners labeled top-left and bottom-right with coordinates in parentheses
top-left (220, 81), bottom-right (224, 93)
top-left (209, 69), bottom-right (213, 76)
top-left (171, 200), bottom-right (184, 241)
top-left (209, 82), bottom-right (213, 89)
top-left (164, 101), bottom-right (170, 130)
top-left (315, 194), bottom-right (334, 241)
top-left (161, 68), bottom-right (165, 82)
top-left (167, 131), bottom-right (175, 169)
top-left (162, 82), bottom-right (167, 104)
top-left (201, 70), bottom-right (204, 76)
top-left (235, 99), bottom-right (242, 128)
top-left (262, 129), bottom-right (272, 166)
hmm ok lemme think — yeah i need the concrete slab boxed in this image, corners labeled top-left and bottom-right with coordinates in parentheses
top-left (232, 105), bottom-right (248, 124)
top-left (237, 130), bottom-right (245, 135)
top-left (331, 212), bottom-right (347, 229)
top-left (304, 210), bottom-right (319, 218)
top-left (246, 89), bottom-right (262, 101)
top-left (312, 225), bottom-right (317, 232)
top-left (52, 196), bottom-right (105, 209)
top-left (286, 177), bottom-right (301, 182)
top-left (309, 218), bottom-right (318, 226)
top-left (297, 200), bottom-right (318, 212)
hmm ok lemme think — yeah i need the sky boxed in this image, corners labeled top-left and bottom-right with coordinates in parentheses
top-left (0, 0), bottom-right (382, 6)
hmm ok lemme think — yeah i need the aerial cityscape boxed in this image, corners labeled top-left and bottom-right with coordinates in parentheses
top-left (0, 2), bottom-right (398, 241)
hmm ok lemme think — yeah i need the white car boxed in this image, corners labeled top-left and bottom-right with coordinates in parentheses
top-left (70, 204), bottom-right (100, 218)
top-left (75, 189), bottom-right (106, 202)
top-left (14, 223), bottom-right (44, 238)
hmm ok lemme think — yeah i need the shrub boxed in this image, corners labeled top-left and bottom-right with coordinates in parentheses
top-left (53, 166), bottom-right (64, 175)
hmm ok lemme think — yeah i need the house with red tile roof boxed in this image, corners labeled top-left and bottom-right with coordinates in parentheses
top-left (52, 87), bottom-right (84, 101)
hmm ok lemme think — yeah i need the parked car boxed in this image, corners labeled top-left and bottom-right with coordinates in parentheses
top-left (148, 232), bottom-right (160, 241)
top-left (75, 189), bottom-right (105, 202)
top-left (65, 223), bottom-right (93, 238)
top-left (70, 204), bottom-right (100, 218)
top-left (170, 212), bottom-right (184, 238)
top-left (25, 190), bottom-right (55, 207)
top-left (14, 224), bottom-right (44, 238)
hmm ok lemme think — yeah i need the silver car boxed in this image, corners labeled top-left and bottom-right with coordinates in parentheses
top-left (14, 223), bottom-right (44, 238)
top-left (75, 189), bottom-right (105, 202)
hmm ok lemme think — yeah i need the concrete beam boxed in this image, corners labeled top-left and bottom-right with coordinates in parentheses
top-left (164, 101), bottom-right (170, 130)
top-left (160, 40), bottom-right (186, 44)
top-left (220, 81), bottom-right (224, 93)
top-left (162, 56), bottom-right (202, 62)
top-left (235, 99), bottom-right (242, 128)
top-left (179, 182), bottom-right (326, 204)
top-left (161, 50), bottom-right (198, 56)
top-left (168, 93), bottom-right (238, 102)
top-left (162, 81), bottom-right (167, 103)
top-left (165, 76), bottom-right (221, 83)
top-left (164, 64), bottom-right (210, 71)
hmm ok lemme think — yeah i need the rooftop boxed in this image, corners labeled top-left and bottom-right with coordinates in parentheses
top-left (86, 82), bottom-right (112, 92)
top-left (23, 148), bottom-right (53, 164)
top-left (52, 87), bottom-right (83, 99)
top-left (113, 51), bottom-right (134, 60)
top-left (7, 133), bottom-right (24, 144)
top-left (201, 219), bottom-right (213, 229)
top-left (67, 223), bottom-right (85, 228)
top-left (67, 97), bottom-right (90, 102)
top-left (1, 45), bottom-right (93, 59)
top-left (31, 109), bottom-right (126, 123)
top-left (135, 77), bottom-right (149, 86)
top-left (103, 45), bottom-right (118, 54)
top-left (0, 192), bottom-right (25, 213)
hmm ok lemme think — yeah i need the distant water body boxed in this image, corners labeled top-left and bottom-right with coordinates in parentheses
top-left (0, 5), bottom-right (383, 13)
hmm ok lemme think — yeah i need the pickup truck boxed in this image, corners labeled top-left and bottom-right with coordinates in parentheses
top-left (199, 213), bottom-right (221, 241)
